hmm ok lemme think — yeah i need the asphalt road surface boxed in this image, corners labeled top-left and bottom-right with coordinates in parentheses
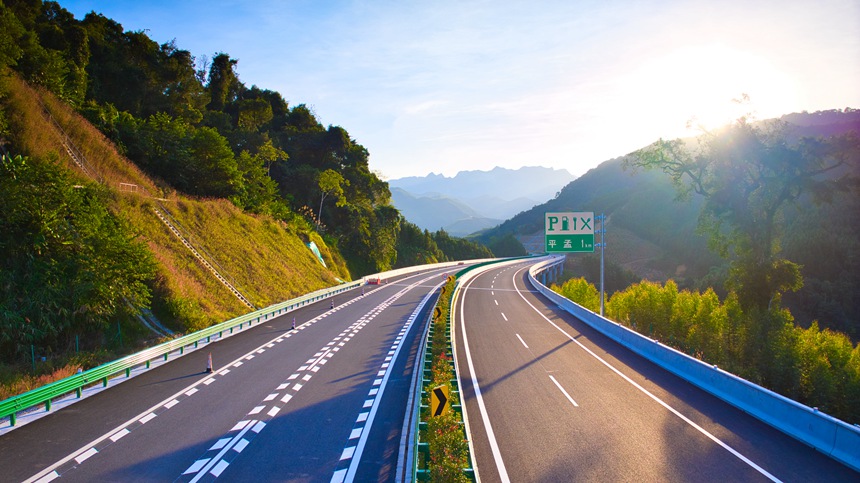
top-left (0, 269), bottom-right (448, 482)
top-left (454, 261), bottom-right (858, 482)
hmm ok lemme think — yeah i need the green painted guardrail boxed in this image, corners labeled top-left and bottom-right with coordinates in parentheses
top-left (413, 256), bottom-right (534, 481)
top-left (0, 279), bottom-right (362, 427)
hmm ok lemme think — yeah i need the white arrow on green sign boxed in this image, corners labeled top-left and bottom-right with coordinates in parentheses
top-left (545, 212), bottom-right (594, 253)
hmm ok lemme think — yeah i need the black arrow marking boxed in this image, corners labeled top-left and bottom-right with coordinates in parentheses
top-left (433, 386), bottom-right (448, 417)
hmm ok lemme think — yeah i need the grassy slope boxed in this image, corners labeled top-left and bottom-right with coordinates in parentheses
top-left (2, 71), bottom-right (349, 332)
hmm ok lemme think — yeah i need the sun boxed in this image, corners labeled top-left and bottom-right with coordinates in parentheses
top-left (621, 43), bottom-right (798, 135)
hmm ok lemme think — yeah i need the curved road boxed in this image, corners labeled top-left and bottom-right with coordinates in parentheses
top-left (454, 260), bottom-right (857, 482)
top-left (0, 268), bottom-right (448, 482)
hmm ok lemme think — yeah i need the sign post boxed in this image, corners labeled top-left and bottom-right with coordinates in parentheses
top-left (545, 212), bottom-right (594, 253)
top-left (430, 385), bottom-right (450, 417)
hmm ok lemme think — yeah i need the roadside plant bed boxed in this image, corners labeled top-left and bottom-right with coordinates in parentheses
top-left (417, 276), bottom-right (473, 482)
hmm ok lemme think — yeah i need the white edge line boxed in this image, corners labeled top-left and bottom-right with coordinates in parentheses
top-left (22, 311), bottom-right (311, 483)
top-left (457, 274), bottom-right (510, 483)
top-left (343, 275), bottom-right (445, 482)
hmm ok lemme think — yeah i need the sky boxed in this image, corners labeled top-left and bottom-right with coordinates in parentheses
top-left (60, 0), bottom-right (860, 180)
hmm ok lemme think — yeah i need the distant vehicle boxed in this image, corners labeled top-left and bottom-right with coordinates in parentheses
top-left (457, 262), bottom-right (465, 265)
top-left (367, 277), bottom-right (381, 285)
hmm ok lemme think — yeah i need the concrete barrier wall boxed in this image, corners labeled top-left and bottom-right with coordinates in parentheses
top-left (528, 258), bottom-right (860, 472)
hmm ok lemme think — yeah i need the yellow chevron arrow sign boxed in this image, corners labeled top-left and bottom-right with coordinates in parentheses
top-left (431, 384), bottom-right (450, 417)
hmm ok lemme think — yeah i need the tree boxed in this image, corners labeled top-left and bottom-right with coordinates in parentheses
top-left (317, 168), bottom-right (348, 224)
top-left (0, 154), bottom-right (155, 359)
top-left (206, 52), bottom-right (240, 112)
top-left (630, 117), bottom-right (859, 310)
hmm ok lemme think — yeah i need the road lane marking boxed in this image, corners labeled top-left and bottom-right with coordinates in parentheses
top-left (512, 266), bottom-right (782, 482)
top-left (139, 413), bottom-right (156, 424)
top-left (23, 278), bottom-right (399, 483)
top-left (501, 312), bottom-right (508, 321)
top-left (183, 459), bottom-right (209, 475)
top-left (187, 420), bottom-right (261, 483)
top-left (549, 375), bottom-right (579, 407)
top-left (109, 429), bottom-right (129, 442)
top-left (457, 274), bottom-right (511, 483)
top-left (515, 333), bottom-right (529, 349)
top-left (332, 275), bottom-right (445, 483)
top-left (74, 448), bottom-right (97, 464)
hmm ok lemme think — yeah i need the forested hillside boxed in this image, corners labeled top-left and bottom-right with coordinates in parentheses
top-left (481, 110), bottom-right (860, 338)
top-left (0, 0), bottom-right (491, 378)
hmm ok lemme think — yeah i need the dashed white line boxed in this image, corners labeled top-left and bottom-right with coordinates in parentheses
top-left (516, 333), bottom-right (529, 349)
top-left (549, 375), bottom-right (579, 407)
top-left (74, 448), bottom-right (97, 464)
top-left (139, 413), bottom-right (156, 424)
top-left (340, 446), bottom-right (356, 460)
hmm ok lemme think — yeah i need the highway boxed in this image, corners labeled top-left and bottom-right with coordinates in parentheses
top-left (0, 268), bottom-right (448, 482)
top-left (453, 260), bottom-right (858, 482)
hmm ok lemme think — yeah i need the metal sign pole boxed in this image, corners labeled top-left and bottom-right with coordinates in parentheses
top-left (596, 213), bottom-right (606, 316)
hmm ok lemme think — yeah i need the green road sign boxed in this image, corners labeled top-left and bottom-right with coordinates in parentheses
top-left (545, 212), bottom-right (594, 253)
top-left (545, 234), bottom-right (594, 252)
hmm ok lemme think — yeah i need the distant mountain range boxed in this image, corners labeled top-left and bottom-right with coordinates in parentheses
top-left (390, 166), bottom-right (576, 236)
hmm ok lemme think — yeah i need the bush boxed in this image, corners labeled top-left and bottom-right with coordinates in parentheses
top-left (552, 278), bottom-right (860, 424)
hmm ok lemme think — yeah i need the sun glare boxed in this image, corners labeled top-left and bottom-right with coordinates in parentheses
top-left (620, 43), bottom-right (798, 136)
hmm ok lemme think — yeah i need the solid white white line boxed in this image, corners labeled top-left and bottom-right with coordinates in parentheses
top-left (511, 267), bottom-right (782, 482)
top-left (515, 334), bottom-right (529, 349)
top-left (458, 276), bottom-right (511, 483)
top-left (549, 375), bottom-right (579, 407)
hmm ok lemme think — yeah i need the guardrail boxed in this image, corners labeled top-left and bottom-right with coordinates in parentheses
top-left (527, 257), bottom-right (860, 472)
top-left (1, 258), bottom-right (498, 429)
top-left (0, 280), bottom-right (361, 427)
top-left (413, 276), bottom-right (473, 481)
top-left (411, 255), bottom-right (537, 481)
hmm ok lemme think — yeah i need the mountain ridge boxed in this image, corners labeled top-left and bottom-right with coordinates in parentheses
top-left (390, 166), bottom-right (575, 235)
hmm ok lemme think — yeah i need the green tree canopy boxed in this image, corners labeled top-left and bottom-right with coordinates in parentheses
top-left (630, 117), bottom-right (860, 310)
top-left (0, 154), bottom-right (155, 360)
top-left (317, 168), bottom-right (348, 223)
